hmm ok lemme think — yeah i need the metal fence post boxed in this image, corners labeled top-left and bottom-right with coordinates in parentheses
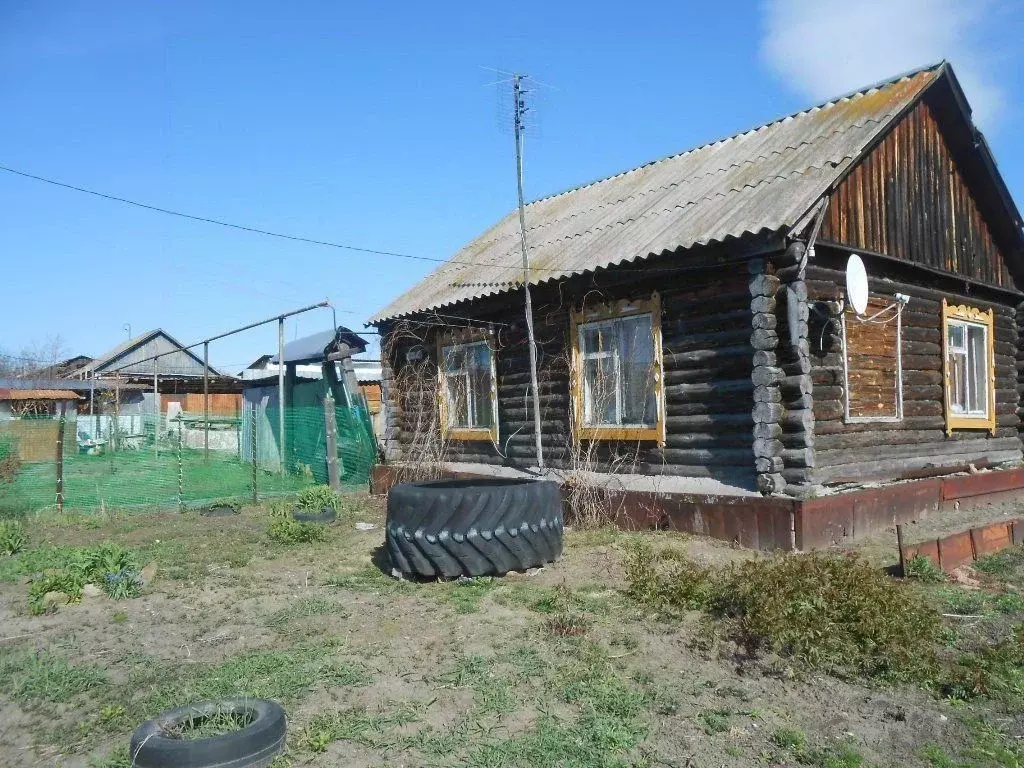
top-left (177, 418), bottom-right (184, 513)
top-left (251, 407), bottom-right (258, 505)
top-left (55, 403), bottom-right (66, 513)
top-left (323, 394), bottom-right (341, 492)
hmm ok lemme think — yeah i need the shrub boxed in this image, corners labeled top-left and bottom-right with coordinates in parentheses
top-left (905, 553), bottom-right (946, 583)
top-left (625, 546), bottom-right (941, 681)
top-left (297, 485), bottom-right (339, 511)
top-left (268, 517), bottom-right (327, 544)
top-left (103, 568), bottom-right (143, 600)
top-left (0, 520), bottom-right (26, 556)
top-left (624, 542), bottom-right (713, 611)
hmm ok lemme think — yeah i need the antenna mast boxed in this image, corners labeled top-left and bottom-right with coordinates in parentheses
top-left (513, 73), bottom-right (545, 470)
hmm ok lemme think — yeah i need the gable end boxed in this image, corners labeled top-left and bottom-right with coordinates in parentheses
top-left (819, 83), bottom-right (1018, 289)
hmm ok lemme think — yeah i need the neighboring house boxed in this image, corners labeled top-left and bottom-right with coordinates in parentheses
top-left (68, 329), bottom-right (241, 416)
top-left (70, 329), bottom-right (228, 382)
top-left (370, 62), bottom-right (1024, 545)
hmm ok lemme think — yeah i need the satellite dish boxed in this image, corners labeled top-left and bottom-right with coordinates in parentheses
top-left (845, 254), bottom-right (869, 315)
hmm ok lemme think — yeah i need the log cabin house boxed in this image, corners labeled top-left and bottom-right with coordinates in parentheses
top-left (369, 62), bottom-right (1024, 548)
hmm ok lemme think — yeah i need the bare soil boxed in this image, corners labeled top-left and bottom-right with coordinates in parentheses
top-left (0, 494), bottom-right (1013, 767)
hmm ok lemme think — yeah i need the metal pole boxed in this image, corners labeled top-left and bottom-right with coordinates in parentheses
top-left (278, 317), bottom-right (286, 475)
top-left (203, 341), bottom-right (210, 461)
top-left (323, 393), bottom-right (341, 492)
top-left (513, 73), bottom-right (545, 470)
top-left (103, 300), bottom-right (330, 376)
top-left (177, 418), bottom-right (184, 513)
top-left (153, 358), bottom-right (159, 458)
top-left (55, 402), bottom-right (66, 513)
top-left (251, 407), bottom-right (258, 504)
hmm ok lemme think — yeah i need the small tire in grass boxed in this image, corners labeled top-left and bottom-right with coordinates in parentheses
top-left (386, 478), bottom-right (564, 578)
top-left (129, 698), bottom-right (285, 768)
top-left (292, 506), bottom-right (336, 524)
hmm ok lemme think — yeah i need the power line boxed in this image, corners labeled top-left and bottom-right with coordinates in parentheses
top-left (0, 162), bottom-right (771, 279)
top-left (0, 163), bottom-right (449, 265)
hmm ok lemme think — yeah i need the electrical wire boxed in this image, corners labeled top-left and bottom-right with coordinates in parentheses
top-left (0, 162), bottom-right (765, 278)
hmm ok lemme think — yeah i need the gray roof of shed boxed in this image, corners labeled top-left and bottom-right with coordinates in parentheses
top-left (270, 327), bottom-right (369, 365)
top-left (371, 63), bottom-right (943, 323)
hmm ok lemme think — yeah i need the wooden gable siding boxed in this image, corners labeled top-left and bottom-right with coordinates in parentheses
top-left (821, 99), bottom-right (1012, 288)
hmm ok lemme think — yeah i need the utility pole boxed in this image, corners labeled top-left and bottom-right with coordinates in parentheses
top-left (513, 73), bottom-right (545, 470)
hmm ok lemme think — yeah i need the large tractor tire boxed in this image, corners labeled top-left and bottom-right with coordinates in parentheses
top-left (385, 478), bottom-right (564, 578)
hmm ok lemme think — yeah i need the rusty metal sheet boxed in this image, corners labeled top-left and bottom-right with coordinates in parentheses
top-left (1014, 521), bottom-right (1024, 546)
top-left (797, 496), bottom-right (855, 549)
top-left (971, 524), bottom-right (1013, 557)
top-left (942, 467), bottom-right (1024, 500)
top-left (938, 533), bottom-right (974, 570)
top-left (371, 67), bottom-right (942, 323)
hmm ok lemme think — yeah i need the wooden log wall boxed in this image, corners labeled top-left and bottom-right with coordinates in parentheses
top-left (805, 249), bottom-right (1022, 484)
top-left (1018, 301), bottom-right (1024, 444)
top-left (381, 266), bottom-right (759, 484)
top-left (648, 271), bottom-right (755, 483)
top-left (748, 258), bottom-right (785, 493)
top-left (772, 244), bottom-right (816, 492)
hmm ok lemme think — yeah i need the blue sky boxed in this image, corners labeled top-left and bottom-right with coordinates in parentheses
top-left (1, 1), bottom-right (1021, 372)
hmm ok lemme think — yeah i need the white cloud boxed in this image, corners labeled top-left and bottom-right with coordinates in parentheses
top-left (760, 0), bottom-right (1005, 127)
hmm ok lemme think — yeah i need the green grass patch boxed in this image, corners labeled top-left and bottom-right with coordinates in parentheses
top-left (0, 649), bottom-right (109, 702)
top-left (325, 566), bottom-right (409, 594)
top-left (139, 647), bottom-right (371, 714)
top-left (905, 553), bottom-right (946, 583)
top-left (265, 597), bottom-right (344, 629)
top-left (974, 545), bottom-right (1024, 585)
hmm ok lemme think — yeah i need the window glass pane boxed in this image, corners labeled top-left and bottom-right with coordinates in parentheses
top-left (949, 351), bottom-right (967, 413)
top-left (618, 315), bottom-right (656, 424)
top-left (967, 325), bottom-right (987, 414)
top-left (583, 355), bottom-right (616, 425)
top-left (947, 324), bottom-right (965, 350)
top-left (445, 372), bottom-right (469, 426)
top-left (469, 344), bottom-right (493, 428)
top-left (581, 326), bottom-right (604, 356)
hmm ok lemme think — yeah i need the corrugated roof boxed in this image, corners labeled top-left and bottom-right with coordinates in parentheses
top-left (73, 329), bottom-right (227, 378)
top-left (371, 63), bottom-right (944, 323)
top-left (0, 389), bottom-right (83, 400)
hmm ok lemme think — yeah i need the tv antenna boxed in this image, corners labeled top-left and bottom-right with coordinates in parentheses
top-left (512, 72), bottom-right (544, 470)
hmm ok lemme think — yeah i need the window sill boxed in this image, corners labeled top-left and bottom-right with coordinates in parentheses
top-left (446, 428), bottom-right (496, 442)
top-left (576, 426), bottom-right (661, 442)
top-left (945, 415), bottom-right (995, 435)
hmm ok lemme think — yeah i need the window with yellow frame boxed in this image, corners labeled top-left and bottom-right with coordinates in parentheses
top-left (437, 331), bottom-right (499, 442)
top-left (569, 294), bottom-right (665, 444)
top-left (941, 299), bottom-right (996, 436)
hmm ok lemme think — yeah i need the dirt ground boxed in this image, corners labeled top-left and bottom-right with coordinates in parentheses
top-left (0, 494), bottom-right (1020, 767)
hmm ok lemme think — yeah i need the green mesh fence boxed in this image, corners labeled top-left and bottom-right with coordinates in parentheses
top-left (0, 404), bottom-right (375, 516)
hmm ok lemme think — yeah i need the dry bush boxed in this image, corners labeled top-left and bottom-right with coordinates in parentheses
top-left (382, 322), bottom-right (451, 484)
